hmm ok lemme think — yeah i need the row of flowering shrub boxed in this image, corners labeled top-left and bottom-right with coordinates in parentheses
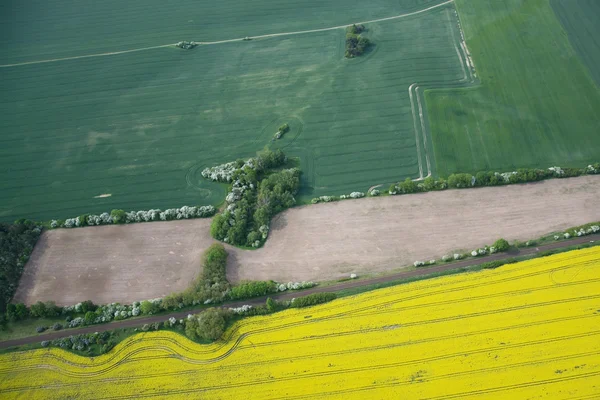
top-left (390, 163), bottom-right (600, 195)
top-left (413, 238), bottom-right (511, 268)
top-left (554, 224), bottom-right (600, 241)
top-left (306, 163), bottom-right (600, 207)
top-left (311, 192), bottom-right (365, 204)
top-left (50, 205), bottom-right (216, 229)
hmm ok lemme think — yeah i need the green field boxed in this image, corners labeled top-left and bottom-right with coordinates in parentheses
top-left (0, 0), bottom-right (471, 221)
top-left (425, 0), bottom-right (600, 176)
top-left (551, 0), bottom-right (600, 86)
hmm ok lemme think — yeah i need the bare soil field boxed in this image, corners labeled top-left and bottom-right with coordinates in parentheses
top-left (14, 176), bottom-right (600, 305)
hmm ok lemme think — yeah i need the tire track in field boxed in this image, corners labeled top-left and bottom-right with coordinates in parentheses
top-left (1, 252), bottom-right (595, 374)
top-left (5, 311), bottom-right (594, 394)
top-left (407, 7), bottom-right (476, 180)
top-left (0, 0), bottom-right (454, 69)
top-left (2, 255), bottom-right (587, 369)
top-left (68, 331), bottom-right (600, 399)
top-left (4, 290), bottom-right (599, 380)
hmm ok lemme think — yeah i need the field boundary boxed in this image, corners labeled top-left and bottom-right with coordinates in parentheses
top-left (408, 7), bottom-right (477, 180)
top-left (2, 233), bottom-right (597, 350)
top-left (0, 0), bottom-right (454, 69)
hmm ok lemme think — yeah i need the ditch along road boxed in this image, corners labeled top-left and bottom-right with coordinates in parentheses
top-left (1, 233), bottom-right (597, 350)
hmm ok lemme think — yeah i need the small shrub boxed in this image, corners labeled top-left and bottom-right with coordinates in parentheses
top-left (36, 326), bottom-right (47, 333)
top-left (493, 238), bottom-right (510, 252)
top-left (52, 322), bottom-right (63, 331)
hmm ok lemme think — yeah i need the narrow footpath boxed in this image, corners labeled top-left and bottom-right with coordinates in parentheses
top-left (1, 234), bottom-right (597, 350)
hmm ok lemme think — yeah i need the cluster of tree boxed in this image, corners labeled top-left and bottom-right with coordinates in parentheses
top-left (345, 24), bottom-right (371, 58)
top-left (209, 149), bottom-right (301, 247)
top-left (185, 308), bottom-right (228, 341)
top-left (229, 280), bottom-right (278, 300)
top-left (0, 220), bottom-right (42, 315)
top-left (161, 243), bottom-right (231, 309)
top-left (389, 163), bottom-right (600, 196)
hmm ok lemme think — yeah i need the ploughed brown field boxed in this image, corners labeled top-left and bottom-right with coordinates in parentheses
top-left (14, 175), bottom-right (600, 305)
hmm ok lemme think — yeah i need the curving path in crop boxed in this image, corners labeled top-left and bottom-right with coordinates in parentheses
top-left (13, 175), bottom-right (600, 306)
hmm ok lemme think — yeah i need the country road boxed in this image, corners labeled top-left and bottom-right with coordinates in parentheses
top-left (1, 233), bottom-right (596, 350)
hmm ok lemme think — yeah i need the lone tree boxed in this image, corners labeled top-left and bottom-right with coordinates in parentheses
top-left (197, 308), bottom-right (226, 341)
top-left (493, 238), bottom-right (510, 252)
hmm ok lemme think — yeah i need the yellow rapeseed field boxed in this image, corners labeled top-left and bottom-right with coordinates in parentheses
top-left (1, 247), bottom-right (600, 399)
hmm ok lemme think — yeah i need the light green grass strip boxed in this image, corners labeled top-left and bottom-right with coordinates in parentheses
top-left (425, 0), bottom-right (600, 176)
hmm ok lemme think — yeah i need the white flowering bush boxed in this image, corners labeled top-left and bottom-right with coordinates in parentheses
top-left (59, 205), bottom-right (215, 228)
top-left (68, 317), bottom-right (84, 328)
top-left (414, 260), bottom-right (425, 267)
top-left (442, 255), bottom-right (452, 262)
top-left (350, 273), bottom-right (357, 279)
top-left (369, 189), bottom-right (380, 196)
top-left (471, 250), bottom-right (478, 257)
top-left (429, 260), bottom-right (436, 265)
top-left (275, 281), bottom-right (315, 292)
top-left (548, 166), bottom-right (564, 176)
top-left (312, 195), bottom-right (336, 204)
top-left (454, 253), bottom-right (463, 260)
top-left (500, 171), bottom-right (517, 183)
top-left (229, 305), bottom-right (253, 314)
top-left (489, 246), bottom-right (497, 254)
top-left (64, 218), bottom-right (77, 228)
top-left (564, 232), bottom-right (571, 239)
top-left (350, 192), bottom-right (365, 199)
top-left (201, 161), bottom-right (239, 182)
top-left (554, 235), bottom-right (560, 240)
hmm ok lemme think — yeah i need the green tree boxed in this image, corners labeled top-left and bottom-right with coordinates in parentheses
top-left (422, 176), bottom-right (436, 191)
top-left (140, 300), bottom-right (159, 315)
top-left (5, 303), bottom-right (17, 322)
top-left (196, 308), bottom-right (226, 341)
top-left (78, 214), bottom-right (88, 227)
top-left (29, 301), bottom-right (47, 318)
top-left (84, 311), bottom-right (96, 325)
top-left (185, 318), bottom-right (199, 340)
top-left (80, 300), bottom-right (97, 313)
top-left (110, 209), bottom-right (126, 224)
top-left (266, 297), bottom-right (276, 312)
top-left (493, 238), bottom-right (510, 252)
top-left (14, 303), bottom-right (29, 320)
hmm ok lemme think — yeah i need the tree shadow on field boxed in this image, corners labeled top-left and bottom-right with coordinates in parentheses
top-left (270, 214), bottom-right (288, 232)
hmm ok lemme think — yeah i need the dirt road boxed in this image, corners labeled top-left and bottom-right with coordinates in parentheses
top-left (2, 234), bottom-right (597, 350)
top-left (14, 175), bottom-right (600, 305)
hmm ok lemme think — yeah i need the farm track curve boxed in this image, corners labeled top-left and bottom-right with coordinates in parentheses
top-left (0, 0), bottom-right (454, 68)
top-left (1, 232), bottom-right (597, 351)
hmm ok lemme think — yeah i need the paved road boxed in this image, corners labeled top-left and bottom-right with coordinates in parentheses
top-left (1, 234), bottom-right (597, 350)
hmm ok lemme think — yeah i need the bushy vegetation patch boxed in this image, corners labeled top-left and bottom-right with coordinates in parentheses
top-left (291, 292), bottom-right (337, 308)
top-left (206, 149), bottom-right (301, 247)
top-left (0, 221), bottom-right (42, 313)
top-left (345, 24), bottom-right (371, 58)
